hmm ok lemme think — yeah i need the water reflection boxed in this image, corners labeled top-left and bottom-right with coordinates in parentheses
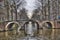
top-left (0, 29), bottom-right (59, 40)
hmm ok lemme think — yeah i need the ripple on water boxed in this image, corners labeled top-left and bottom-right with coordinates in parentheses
top-left (0, 29), bottom-right (60, 40)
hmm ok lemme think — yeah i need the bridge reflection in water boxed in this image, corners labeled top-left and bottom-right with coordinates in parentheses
top-left (0, 21), bottom-right (60, 40)
top-left (0, 29), bottom-right (60, 40)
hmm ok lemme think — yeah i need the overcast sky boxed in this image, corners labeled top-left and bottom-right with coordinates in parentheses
top-left (0, 0), bottom-right (42, 11)
top-left (24, 0), bottom-right (42, 13)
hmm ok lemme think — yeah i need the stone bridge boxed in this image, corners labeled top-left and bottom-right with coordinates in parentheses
top-left (0, 20), bottom-right (59, 31)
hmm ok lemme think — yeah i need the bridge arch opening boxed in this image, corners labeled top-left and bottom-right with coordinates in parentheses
top-left (43, 22), bottom-right (52, 29)
top-left (22, 20), bottom-right (39, 36)
top-left (42, 21), bottom-right (54, 29)
top-left (41, 21), bottom-right (54, 36)
top-left (5, 22), bottom-right (20, 31)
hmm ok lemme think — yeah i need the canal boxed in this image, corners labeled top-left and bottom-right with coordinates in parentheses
top-left (0, 29), bottom-right (60, 40)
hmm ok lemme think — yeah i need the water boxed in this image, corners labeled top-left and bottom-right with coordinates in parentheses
top-left (0, 29), bottom-right (60, 40)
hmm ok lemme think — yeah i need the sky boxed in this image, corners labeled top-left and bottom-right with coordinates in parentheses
top-left (0, 0), bottom-right (42, 12)
top-left (17, 0), bottom-right (42, 13)
top-left (16, 0), bottom-right (42, 19)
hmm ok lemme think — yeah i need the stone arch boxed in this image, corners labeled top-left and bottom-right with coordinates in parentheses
top-left (23, 20), bottom-right (40, 29)
top-left (41, 21), bottom-right (54, 29)
top-left (22, 20), bottom-right (40, 35)
top-left (35, 20), bottom-right (42, 28)
top-left (5, 22), bottom-right (21, 31)
top-left (29, 19), bottom-right (41, 28)
top-left (41, 21), bottom-right (54, 36)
